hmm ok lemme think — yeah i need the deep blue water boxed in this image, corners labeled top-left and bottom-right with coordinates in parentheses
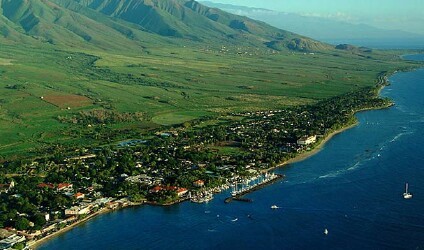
top-left (40, 56), bottom-right (424, 250)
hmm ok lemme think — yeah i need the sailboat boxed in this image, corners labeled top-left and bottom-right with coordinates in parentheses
top-left (403, 183), bottom-right (413, 199)
top-left (324, 229), bottom-right (329, 235)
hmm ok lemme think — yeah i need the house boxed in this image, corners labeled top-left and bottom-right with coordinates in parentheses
top-left (149, 186), bottom-right (187, 197)
top-left (65, 206), bottom-right (90, 216)
top-left (149, 186), bottom-right (163, 193)
top-left (57, 183), bottom-right (73, 191)
top-left (94, 198), bottom-right (112, 206)
top-left (42, 223), bottom-right (58, 233)
top-left (106, 202), bottom-right (119, 210)
top-left (0, 181), bottom-right (14, 193)
top-left (193, 180), bottom-right (205, 188)
top-left (37, 183), bottom-right (55, 189)
top-left (177, 188), bottom-right (188, 197)
top-left (64, 216), bottom-right (77, 223)
top-left (297, 135), bottom-right (317, 146)
top-left (74, 192), bottom-right (85, 199)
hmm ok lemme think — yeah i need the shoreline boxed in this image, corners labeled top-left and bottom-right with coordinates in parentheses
top-left (31, 111), bottom-right (388, 250)
top-left (30, 119), bottom-right (373, 249)
top-left (274, 71), bottom-right (394, 169)
top-left (29, 208), bottom-right (112, 249)
top-left (280, 122), bottom-right (359, 167)
top-left (278, 83), bottom-right (395, 167)
top-left (32, 80), bottom-right (395, 250)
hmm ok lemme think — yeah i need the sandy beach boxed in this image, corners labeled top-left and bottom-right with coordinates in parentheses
top-left (279, 122), bottom-right (359, 167)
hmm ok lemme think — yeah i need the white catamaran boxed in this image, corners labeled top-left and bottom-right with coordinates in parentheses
top-left (403, 183), bottom-right (413, 199)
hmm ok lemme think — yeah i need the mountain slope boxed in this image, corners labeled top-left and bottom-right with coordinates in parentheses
top-left (0, 0), bottom-right (331, 52)
top-left (0, 0), bottom-right (160, 50)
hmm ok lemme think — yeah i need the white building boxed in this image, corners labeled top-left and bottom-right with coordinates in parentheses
top-left (65, 206), bottom-right (91, 216)
top-left (0, 234), bottom-right (25, 249)
top-left (297, 135), bottom-right (317, 146)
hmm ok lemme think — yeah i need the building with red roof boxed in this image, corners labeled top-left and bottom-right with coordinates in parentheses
top-left (149, 186), bottom-right (188, 197)
top-left (57, 183), bottom-right (73, 191)
top-left (193, 180), bottom-right (205, 187)
top-left (74, 192), bottom-right (85, 199)
top-left (177, 188), bottom-right (188, 197)
top-left (37, 183), bottom-right (55, 189)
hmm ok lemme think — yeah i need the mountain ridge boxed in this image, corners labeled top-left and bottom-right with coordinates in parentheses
top-left (0, 0), bottom-right (332, 52)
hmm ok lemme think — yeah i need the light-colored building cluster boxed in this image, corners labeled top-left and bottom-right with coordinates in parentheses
top-left (125, 174), bottom-right (163, 185)
top-left (297, 135), bottom-right (317, 146)
top-left (0, 234), bottom-right (25, 249)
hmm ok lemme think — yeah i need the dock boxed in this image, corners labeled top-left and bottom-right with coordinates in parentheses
top-left (225, 173), bottom-right (284, 203)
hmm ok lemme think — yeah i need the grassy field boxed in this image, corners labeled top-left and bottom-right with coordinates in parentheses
top-left (0, 43), bottom-right (419, 159)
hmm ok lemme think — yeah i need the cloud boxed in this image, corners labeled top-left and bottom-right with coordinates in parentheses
top-left (299, 12), bottom-right (356, 22)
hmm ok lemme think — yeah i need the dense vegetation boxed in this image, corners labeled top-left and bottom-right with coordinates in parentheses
top-left (0, 81), bottom-right (393, 229)
top-left (0, 44), bottom-right (418, 159)
top-left (0, 0), bottom-right (422, 159)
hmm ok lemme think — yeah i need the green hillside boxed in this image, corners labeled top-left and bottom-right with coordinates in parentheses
top-left (0, 0), bottom-right (419, 159)
top-left (0, 0), bottom-right (328, 51)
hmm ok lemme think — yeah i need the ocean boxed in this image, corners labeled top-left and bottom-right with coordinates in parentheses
top-left (39, 55), bottom-right (424, 250)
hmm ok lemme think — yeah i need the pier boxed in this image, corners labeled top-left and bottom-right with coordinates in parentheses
top-left (225, 173), bottom-right (284, 203)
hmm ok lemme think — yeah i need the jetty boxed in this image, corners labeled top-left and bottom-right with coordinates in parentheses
top-left (225, 173), bottom-right (284, 203)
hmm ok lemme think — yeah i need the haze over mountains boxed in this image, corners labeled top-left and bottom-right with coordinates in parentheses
top-left (201, 1), bottom-right (424, 49)
top-left (0, 0), bottom-right (331, 52)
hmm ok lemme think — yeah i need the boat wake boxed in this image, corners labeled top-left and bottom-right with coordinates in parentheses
top-left (390, 131), bottom-right (413, 143)
top-left (347, 161), bottom-right (362, 171)
top-left (318, 160), bottom-right (365, 179)
top-left (318, 129), bottom-right (414, 180)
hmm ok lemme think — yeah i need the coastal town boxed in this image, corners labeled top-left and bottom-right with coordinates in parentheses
top-left (0, 85), bottom-right (391, 249)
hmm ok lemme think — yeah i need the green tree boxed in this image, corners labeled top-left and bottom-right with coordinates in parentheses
top-left (32, 214), bottom-right (47, 230)
top-left (15, 217), bottom-right (30, 230)
top-left (13, 242), bottom-right (25, 250)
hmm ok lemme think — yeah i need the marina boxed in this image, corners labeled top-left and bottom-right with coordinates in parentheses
top-left (225, 173), bottom-right (284, 203)
top-left (190, 191), bottom-right (214, 203)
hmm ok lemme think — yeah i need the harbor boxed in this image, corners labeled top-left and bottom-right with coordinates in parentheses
top-left (187, 172), bottom-right (284, 204)
top-left (225, 173), bottom-right (284, 203)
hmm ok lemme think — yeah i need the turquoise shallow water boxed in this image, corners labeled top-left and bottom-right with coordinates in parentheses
top-left (40, 55), bottom-right (424, 250)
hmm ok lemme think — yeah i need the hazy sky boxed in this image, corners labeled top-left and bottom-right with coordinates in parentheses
top-left (205, 0), bottom-right (424, 34)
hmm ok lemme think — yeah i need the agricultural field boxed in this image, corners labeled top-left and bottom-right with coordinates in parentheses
top-left (0, 43), bottom-right (419, 159)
